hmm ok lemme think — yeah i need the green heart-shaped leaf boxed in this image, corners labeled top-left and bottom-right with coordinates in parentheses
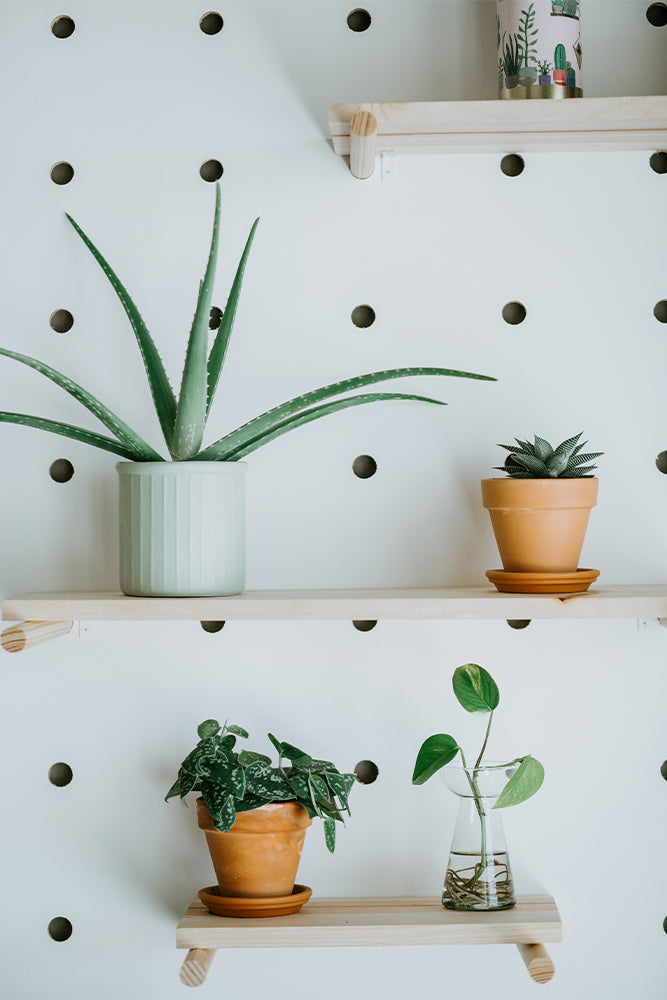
top-left (493, 756), bottom-right (544, 809)
top-left (452, 664), bottom-right (499, 714)
top-left (197, 719), bottom-right (220, 739)
top-left (412, 734), bottom-right (460, 785)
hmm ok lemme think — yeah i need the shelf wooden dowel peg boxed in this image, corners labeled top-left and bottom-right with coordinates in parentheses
top-left (0, 619), bottom-right (73, 653)
top-left (517, 942), bottom-right (555, 984)
top-left (349, 109), bottom-right (378, 179)
top-left (179, 948), bottom-right (216, 987)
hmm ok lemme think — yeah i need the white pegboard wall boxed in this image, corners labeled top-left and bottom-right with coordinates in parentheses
top-left (1, 2), bottom-right (667, 999)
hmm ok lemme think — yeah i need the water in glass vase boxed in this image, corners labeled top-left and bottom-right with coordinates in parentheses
top-left (443, 850), bottom-right (515, 911)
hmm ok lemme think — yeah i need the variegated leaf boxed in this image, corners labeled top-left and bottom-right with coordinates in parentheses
top-left (201, 784), bottom-right (237, 832)
top-left (324, 817), bottom-right (336, 853)
top-left (238, 750), bottom-right (271, 767)
top-left (226, 724), bottom-right (249, 738)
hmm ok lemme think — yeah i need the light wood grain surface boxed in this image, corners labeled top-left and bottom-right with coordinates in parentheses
top-left (0, 619), bottom-right (73, 653)
top-left (176, 895), bottom-right (562, 950)
top-left (329, 96), bottom-right (667, 156)
top-left (4, 585), bottom-right (667, 622)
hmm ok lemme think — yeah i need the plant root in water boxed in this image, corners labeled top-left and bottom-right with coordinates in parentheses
top-left (443, 858), bottom-right (514, 911)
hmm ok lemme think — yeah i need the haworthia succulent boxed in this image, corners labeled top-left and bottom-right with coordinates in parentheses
top-left (497, 432), bottom-right (602, 478)
top-left (0, 347), bottom-right (163, 462)
top-left (65, 212), bottom-right (178, 450)
top-left (171, 185), bottom-right (222, 460)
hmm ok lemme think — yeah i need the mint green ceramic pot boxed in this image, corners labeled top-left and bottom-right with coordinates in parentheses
top-left (117, 462), bottom-right (247, 596)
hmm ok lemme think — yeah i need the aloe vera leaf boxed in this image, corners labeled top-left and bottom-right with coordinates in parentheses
top-left (0, 412), bottom-right (146, 460)
top-left (171, 185), bottom-right (222, 460)
top-left (196, 366), bottom-right (494, 460)
top-left (0, 347), bottom-right (162, 462)
top-left (199, 392), bottom-right (447, 462)
top-left (206, 215), bottom-right (260, 415)
top-left (65, 213), bottom-right (177, 449)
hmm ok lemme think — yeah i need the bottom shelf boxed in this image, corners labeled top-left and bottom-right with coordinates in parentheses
top-left (176, 894), bottom-right (561, 987)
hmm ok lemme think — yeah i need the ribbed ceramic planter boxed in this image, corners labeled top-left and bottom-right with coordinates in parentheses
top-left (497, 0), bottom-right (582, 99)
top-left (117, 462), bottom-right (246, 597)
top-left (481, 477), bottom-right (598, 572)
top-left (196, 799), bottom-right (312, 898)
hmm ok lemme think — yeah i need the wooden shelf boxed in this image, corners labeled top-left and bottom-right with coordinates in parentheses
top-left (176, 895), bottom-right (561, 986)
top-left (4, 585), bottom-right (667, 623)
top-left (3, 585), bottom-right (665, 651)
top-left (329, 95), bottom-right (667, 177)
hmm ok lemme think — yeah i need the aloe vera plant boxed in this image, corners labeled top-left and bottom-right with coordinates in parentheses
top-left (0, 185), bottom-right (495, 462)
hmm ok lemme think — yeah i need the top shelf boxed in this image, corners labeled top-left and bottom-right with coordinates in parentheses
top-left (329, 95), bottom-right (667, 177)
top-left (4, 584), bottom-right (667, 622)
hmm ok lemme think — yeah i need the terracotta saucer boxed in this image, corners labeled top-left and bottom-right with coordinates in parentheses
top-left (486, 568), bottom-right (600, 594)
top-left (198, 884), bottom-right (312, 918)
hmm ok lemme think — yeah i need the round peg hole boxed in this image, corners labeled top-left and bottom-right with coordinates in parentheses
top-left (199, 11), bottom-right (224, 34)
top-left (660, 760), bottom-right (667, 780)
top-left (646, 3), bottom-right (667, 26)
top-left (200, 620), bottom-right (225, 633)
top-left (49, 309), bottom-right (74, 333)
top-left (352, 620), bottom-right (377, 632)
top-left (352, 455), bottom-right (377, 479)
top-left (655, 452), bottom-right (667, 473)
top-left (50, 162), bottom-right (74, 185)
top-left (347, 8), bottom-right (372, 31)
top-left (49, 459), bottom-right (74, 484)
top-left (500, 154), bottom-right (525, 177)
top-left (502, 301), bottom-right (527, 325)
top-left (354, 760), bottom-right (379, 784)
top-left (51, 15), bottom-right (75, 38)
top-left (507, 619), bottom-right (531, 629)
top-left (650, 151), bottom-right (667, 173)
top-left (209, 306), bottom-right (222, 330)
top-left (351, 304), bottom-right (376, 328)
top-left (654, 300), bottom-right (667, 323)
top-left (664, 915), bottom-right (667, 934)
top-left (48, 762), bottom-right (73, 787)
top-left (48, 917), bottom-right (72, 942)
top-left (200, 159), bottom-right (223, 182)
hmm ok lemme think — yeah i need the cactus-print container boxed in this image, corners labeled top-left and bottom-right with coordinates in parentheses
top-left (497, 0), bottom-right (582, 99)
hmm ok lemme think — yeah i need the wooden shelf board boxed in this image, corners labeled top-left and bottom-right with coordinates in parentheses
top-left (176, 894), bottom-right (561, 950)
top-left (3, 584), bottom-right (667, 623)
top-left (329, 95), bottom-right (667, 156)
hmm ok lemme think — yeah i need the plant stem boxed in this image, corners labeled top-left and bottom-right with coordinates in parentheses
top-left (461, 714), bottom-right (495, 892)
top-left (474, 711), bottom-right (493, 770)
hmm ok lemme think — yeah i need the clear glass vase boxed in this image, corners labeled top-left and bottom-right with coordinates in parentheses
top-left (440, 763), bottom-right (517, 911)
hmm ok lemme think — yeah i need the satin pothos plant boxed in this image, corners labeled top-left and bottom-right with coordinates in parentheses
top-left (166, 719), bottom-right (356, 852)
top-left (0, 184), bottom-right (495, 461)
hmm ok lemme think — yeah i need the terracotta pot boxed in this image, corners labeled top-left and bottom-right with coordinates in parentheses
top-left (481, 478), bottom-right (598, 573)
top-left (196, 799), bottom-right (312, 898)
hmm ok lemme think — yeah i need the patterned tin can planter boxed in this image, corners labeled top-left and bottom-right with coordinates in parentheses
top-left (497, 0), bottom-right (582, 99)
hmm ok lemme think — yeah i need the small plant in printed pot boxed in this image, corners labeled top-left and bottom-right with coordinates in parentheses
top-left (0, 184), bottom-right (495, 597)
top-left (413, 663), bottom-right (544, 911)
top-left (537, 58), bottom-right (552, 85)
top-left (166, 719), bottom-right (356, 916)
top-left (481, 432), bottom-right (602, 593)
